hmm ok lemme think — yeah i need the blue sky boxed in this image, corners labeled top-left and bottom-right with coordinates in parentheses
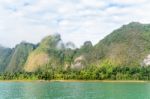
top-left (0, 0), bottom-right (150, 48)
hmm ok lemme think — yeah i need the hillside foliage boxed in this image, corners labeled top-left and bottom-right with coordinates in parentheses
top-left (0, 22), bottom-right (150, 80)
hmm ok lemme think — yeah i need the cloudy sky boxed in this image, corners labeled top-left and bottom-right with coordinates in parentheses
top-left (0, 0), bottom-right (150, 48)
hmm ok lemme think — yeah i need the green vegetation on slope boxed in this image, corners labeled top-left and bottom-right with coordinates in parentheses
top-left (24, 34), bottom-right (64, 72)
top-left (0, 22), bottom-right (150, 80)
top-left (94, 22), bottom-right (150, 67)
top-left (5, 42), bottom-right (35, 72)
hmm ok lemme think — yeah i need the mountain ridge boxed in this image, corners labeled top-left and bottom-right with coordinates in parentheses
top-left (0, 22), bottom-right (150, 73)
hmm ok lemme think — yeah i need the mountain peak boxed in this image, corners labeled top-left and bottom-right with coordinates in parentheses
top-left (128, 22), bottom-right (141, 25)
top-left (121, 22), bottom-right (142, 28)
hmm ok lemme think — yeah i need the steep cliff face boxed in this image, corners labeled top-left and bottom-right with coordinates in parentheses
top-left (5, 42), bottom-right (35, 72)
top-left (24, 34), bottom-right (63, 72)
top-left (143, 54), bottom-right (150, 66)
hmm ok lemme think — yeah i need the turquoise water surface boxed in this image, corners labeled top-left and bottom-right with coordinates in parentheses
top-left (0, 82), bottom-right (149, 99)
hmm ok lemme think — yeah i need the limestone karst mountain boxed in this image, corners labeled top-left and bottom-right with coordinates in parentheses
top-left (0, 22), bottom-right (150, 73)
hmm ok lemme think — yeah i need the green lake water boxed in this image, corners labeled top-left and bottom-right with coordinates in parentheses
top-left (0, 82), bottom-right (149, 99)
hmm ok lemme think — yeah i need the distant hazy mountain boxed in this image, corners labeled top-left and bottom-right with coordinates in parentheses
top-left (0, 22), bottom-right (150, 73)
top-left (0, 46), bottom-right (12, 72)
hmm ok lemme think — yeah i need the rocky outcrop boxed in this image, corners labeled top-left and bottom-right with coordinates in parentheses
top-left (142, 54), bottom-right (150, 67)
top-left (71, 55), bottom-right (86, 70)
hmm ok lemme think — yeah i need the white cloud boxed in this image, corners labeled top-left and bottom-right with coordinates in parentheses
top-left (80, 0), bottom-right (106, 8)
top-left (110, 0), bottom-right (148, 4)
top-left (0, 0), bottom-right (150, 47)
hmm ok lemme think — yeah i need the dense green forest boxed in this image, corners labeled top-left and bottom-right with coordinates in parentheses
top-left (0, 66), bottom-right (149, 80)
top-left (0, 22), bottom-right (150, 80)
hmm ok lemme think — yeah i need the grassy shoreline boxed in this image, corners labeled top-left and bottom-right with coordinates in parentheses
top-left (51, 80), bottom-right (149, 83)
top-left (0, 80), bottom-right (149, 83)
